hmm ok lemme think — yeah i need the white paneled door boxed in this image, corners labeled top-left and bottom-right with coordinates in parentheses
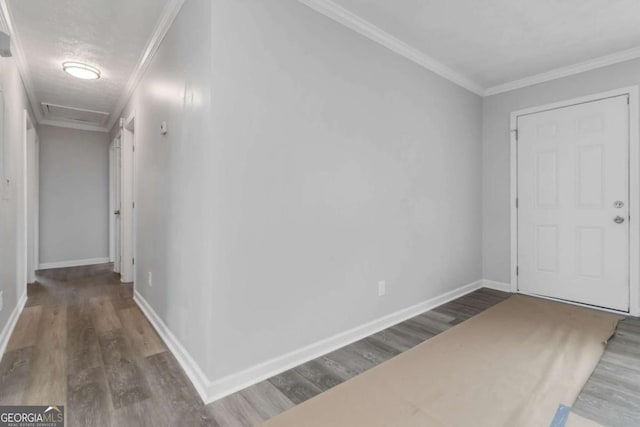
top-left (517, 95), bottom-right (630, 311)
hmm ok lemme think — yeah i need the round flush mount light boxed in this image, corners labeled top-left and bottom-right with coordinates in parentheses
top-left (62, 62), bottom-right (101, 80)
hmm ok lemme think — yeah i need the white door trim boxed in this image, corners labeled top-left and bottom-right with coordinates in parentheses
top-left (109, 138), bottom-right (116, 263)
top-left (18, 110), bottom-right (29, 293)
top-left (33, 134), bottom-right (39, 276)
top-left (510, 86), bottom-right (640, 316)
top-left (20, 110), bottom-right (38, 288)
top-left (120, 112), bottom-right (136, 284)
top-left (114, 134), bottom-right (122, 274)
top-left (25, 125), bottom-right (38, 283)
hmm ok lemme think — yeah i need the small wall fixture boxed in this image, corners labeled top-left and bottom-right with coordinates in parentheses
top-left (62, 62), bottom-right (101, 80)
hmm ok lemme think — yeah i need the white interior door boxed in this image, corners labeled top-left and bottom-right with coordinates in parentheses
top-left (109, 140), bottom-right (115, 263)
top-left (517, 95), bottom-right (630, 311)
top-left (113, 137), bottom-right (122, 274)
top-left (120, 115), bottom-right (135, 284)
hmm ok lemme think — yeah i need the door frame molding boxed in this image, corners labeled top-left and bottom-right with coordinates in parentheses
top-left (20, 110), bottom-right (35, 289)
top-left (120, 111), bottom-right (136, 284)
top-left (108, 136), bottom-right (118, 265)
top-left (25, 121), bottom-right (38, 282)
top-left (509, 86), bottom-right (640, 316)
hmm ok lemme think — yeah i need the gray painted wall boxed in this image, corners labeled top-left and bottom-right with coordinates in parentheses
top-left (38, 125), bottom-right (110, 265)
top-left (116, 0), bottom-right (482, 384)
top-left (482, 58), bottom-right (640, 285)
top-left (206, 0), bottom-right (482, 379)
top-left (113, 0), bottom-right (214, 373)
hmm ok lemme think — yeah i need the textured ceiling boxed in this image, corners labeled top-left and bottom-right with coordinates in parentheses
top-left (5, 0), bottom-right (640, 120)
top-left (331, 0), bottom-right (640, 88)
top-left (7, 0), bottom-right (168, 127)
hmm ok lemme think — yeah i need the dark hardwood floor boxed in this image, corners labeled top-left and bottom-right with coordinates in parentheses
top-left (0, 264), bottom-right (638, 426)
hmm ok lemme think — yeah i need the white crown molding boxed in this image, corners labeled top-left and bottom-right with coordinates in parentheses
top-left (39, 119), bottom-right (109, 133)
top-left (484, 46), bottom-right (640, 96)
top-left (0, 0), bottom-right (43, 122)
top-left (106, 0), bottom-right (186, 131)
top-left (301, 0), bottom-right (640, 98)
top-left (298, 0), bottom-right (484, 96)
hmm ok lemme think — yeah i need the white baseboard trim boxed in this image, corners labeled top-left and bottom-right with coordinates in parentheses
top-left (0, 291), bottom-right (27, 360)
top-left (134, 279), bottom-right (486, 404)
top-left (133, 290), bottom-right (210, 400)
top-left (481, 280), bottom-right (513, 293)
top-left (38, 257), bottom-right (110, 270)
top-left (204, 279), bottom-right (485, 403)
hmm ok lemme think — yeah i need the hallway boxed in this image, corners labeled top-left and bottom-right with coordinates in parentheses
top-left (2, 1), bottom-right (640, 425)
top-left (0, 264), bottom-right (212, 426)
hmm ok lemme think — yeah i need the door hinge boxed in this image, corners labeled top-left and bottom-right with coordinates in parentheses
top-left (514, 129), bottom-right (518, 141)
top-left (133, 144), bottom-right (136, 152)
top-left (515, 198), bottom-right (519, 208)
top-left (132, 201), bottom-right (135, 209)
top-left (516, 266), bottom-right (519, 276)
top-left (132, 258), bottom-right (135, 265)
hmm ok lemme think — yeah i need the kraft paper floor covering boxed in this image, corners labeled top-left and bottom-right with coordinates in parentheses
top-left (263, 295), bottom-right (622, 427)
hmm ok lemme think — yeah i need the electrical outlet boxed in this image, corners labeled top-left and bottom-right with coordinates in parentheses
top-left (378, 280), bottom-right (386, 297)
top-left (147, 272), bottom-right (153, 287)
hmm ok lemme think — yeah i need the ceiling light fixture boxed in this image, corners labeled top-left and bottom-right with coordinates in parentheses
top-left (62, 62), bottom-right (101, 80)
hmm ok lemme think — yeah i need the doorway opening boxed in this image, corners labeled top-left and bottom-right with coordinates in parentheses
top-left (20, 110), bottom-right (38, 293)
top-left (109, 134), bottom-right (121, 274)
top-left (117, 112), bottom-right (136, 284)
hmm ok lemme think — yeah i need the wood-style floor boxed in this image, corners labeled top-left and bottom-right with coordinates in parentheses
top-left (0, 265), bottom-right (638, 426)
